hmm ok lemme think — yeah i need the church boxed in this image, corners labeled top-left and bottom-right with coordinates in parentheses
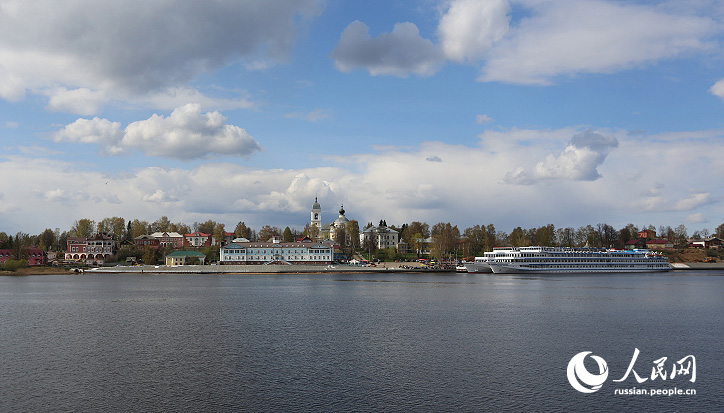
top-left (310, 198), bottom-right (351, 242)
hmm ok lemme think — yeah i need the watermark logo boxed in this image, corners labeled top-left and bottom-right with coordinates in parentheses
top-left (567, 348), bottom-right (696, 395)
top-left (567, 351), bottom-right (609, 393)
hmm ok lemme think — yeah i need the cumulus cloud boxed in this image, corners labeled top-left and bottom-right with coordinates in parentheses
top-left (330, 21), bottom-right (444, 77)
top-left (673, 192), bottom-right (712, 211)
top-left (284, 109), bottom-right (332, 122)
top-left (3, 126), bottom-right (724, 235)
top-left (438, 0), bottom-right (510, 62)
top-left (504, 130), bottom-right (618, 184)
top-left (477, 0), bottom-right (716, 84)
top-left (0, 0), bottom-right (324, 111)
top-left (426, 155), bottom-right (442, 162)
top-left (332, 0), bottom-right (715, 84)
top-left (710, 79), bottom-right (724, 99)
top-left (476, 114), bottom-right (494, 124)
top-left (54, 104), bottom-right (262, 159)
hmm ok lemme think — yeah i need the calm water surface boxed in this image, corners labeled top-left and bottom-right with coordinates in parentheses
top-left (1, 271), bottom-right (722, 411)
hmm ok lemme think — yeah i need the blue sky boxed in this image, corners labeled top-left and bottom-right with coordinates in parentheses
top-left (2, 0), bottom-right (724, 236)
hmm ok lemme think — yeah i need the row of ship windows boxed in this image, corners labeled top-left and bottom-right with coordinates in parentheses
top-left (499, 259), bottom-right (657, 262)
top-left (498, 254), bottom-right (641, 258)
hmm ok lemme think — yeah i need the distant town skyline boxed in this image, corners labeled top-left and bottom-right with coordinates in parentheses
top-left (2, 0), bottom-right (724, 235)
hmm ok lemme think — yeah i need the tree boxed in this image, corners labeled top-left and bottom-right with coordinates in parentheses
top-left (509, 227), bottom-right (528, 247)
top-left (346, 220), bottom-right (360, 251)
top-left (258, 225), bottom-right (280, 242)
top-left (463, 225), bottom-right (485, 256)
top-left (213, 223), bottom-right (226, 245)
top-left (282, 227), bottom-right (294, 242)
top-left (430, 222), bottom-right (460, 260)
top-left (70, 219), bottom-right (95, 237)
top-left (556, 227), bottom-right (575, 247)
top-left (39, 228), bottom-right (56, 251)
top-left (142, 247), bottom-right (156, 265)
top-left (674, 225), bottom-right (688, 246)
top-left (11, 232), bottom-right (30, 260)
top-left (716, 223), bottom-right (724, 239)
top-left (407, 221), bottom-right (430, 239)
top-left (151, 216), bottom-right (172, 232)
top-left (533, 224), bottom-right (555, 246)
top-left (234, 221), bottom-right (250, 239)
top-left (303, 223), bottom-right (320, 240)
top-left (98, 217), bottom-right (126, 239)
top-left (128, 219), bottom-right (151, 238)
top-left (195, 220), bottom-right (217, 235)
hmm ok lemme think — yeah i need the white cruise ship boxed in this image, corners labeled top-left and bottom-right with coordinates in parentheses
top-left (484, 246), bottom-right (671, 274)
top-left (463, 257), bottom-right (493, 273)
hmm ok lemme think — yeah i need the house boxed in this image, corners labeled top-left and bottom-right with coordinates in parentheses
top-left (360, 222), bottom-right (399, 250)
top-left (184, 232), bottom-right (211, 248)
top-left (689, 237), bottom-right (723, 249)
top-left (65, 234), bottom-right (118, 263)
top-left (646, 239), bottom-right (673, 250)
top-left (637, 229), bottom-right (657, 240)
top-left (165, 250), bottom-right (206, 266)
top-left (624, 239), bottom-right (647, 250)
top-left (151, 232), bottom-right (184, 248)
top-left (134, 235), bottom-right (160, 250)
top-left (0, 248), bottom-right (48, 266)
top-left (220, 238), bottom-right (334, 265)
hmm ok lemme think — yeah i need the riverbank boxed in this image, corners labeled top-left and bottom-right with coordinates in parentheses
top-left (4, 261), bottom-right (724, 275)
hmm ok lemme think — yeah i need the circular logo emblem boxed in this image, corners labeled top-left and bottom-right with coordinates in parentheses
top-left (567, 351), bottom-right (609, 393)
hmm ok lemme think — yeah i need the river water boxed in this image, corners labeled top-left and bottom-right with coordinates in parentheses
top-left (1, 271), bottom-right (722, 411)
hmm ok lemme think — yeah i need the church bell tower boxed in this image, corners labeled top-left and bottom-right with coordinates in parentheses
top-left (311, 197), bottom-right (321, 230)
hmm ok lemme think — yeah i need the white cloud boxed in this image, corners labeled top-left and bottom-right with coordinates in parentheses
top-left (686, 213), bottom-right (707, 224)
top-left (477, 0), bottom-right (716, 84)
top-left (438, 0), bottom-right (510, 62)
top-left (673, 192), bottom-right (712, 211)
top-left (475, 114), bottom-right (494, 124)
top-left (284, 109), bottom-right (332, 122)
top-left (3, 126), bottom-right (724, 235)
top-left (332, 0), bottom-right (715, 85)
top-left (54, 104), bottom-right (262, 159)
top-left (504, 130), bottom-right (618, 184)
top-left (710, 79), bottom-right (724, 99)
top-left (44, 87), bottom-right (107, 115)
top-left (0, 0), bottom-right (324, 111)
top-left (330, 21), bottom-right (444, 77)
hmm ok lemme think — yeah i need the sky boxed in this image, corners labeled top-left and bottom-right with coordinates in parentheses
top-left (2, 0), bottom-right (724, 236)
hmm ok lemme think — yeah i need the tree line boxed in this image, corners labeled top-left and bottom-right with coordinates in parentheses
top-left (2, 216), bottom-right (724, 261)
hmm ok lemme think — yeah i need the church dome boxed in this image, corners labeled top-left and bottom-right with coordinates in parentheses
top-left (312, 197), bottom-right (321, 210)
top-left (334, 205), bottom-right (349, 224)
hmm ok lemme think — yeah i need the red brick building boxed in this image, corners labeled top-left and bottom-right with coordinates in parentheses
top-left (0, 248), bottom-right (47, 266)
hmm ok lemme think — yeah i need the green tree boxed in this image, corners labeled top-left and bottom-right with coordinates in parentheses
top-left (70, 219), bottom-right (96, 237)
top-left (509, 227), bottom-right (528, 247)
top-left (151, 216), bottom-right (172, 232)
top-left (142, 247), bottom-right (156, 265)
top-left (258, 225), bottom-right (280, 242)
top-left (282, 227), bottom-right (294, 242)
top-left (11, 232), bottom-right (30, 260)
top-left (234, 221), bottom-right (251, 239)
top-left (128, 219), bottom-right (151, 238)
top-left (345, 220), bottom-right (360, 251)
top-left (195, 220), bottom-right (217, 235)
top-left (430, 222), bottom-right (460, 260)
top-left (39, 228), bottom-right (56, 251)
top-left (213, 223), bottom-right (226, 245)
top-left (98, 217), bottom-right (126, 239)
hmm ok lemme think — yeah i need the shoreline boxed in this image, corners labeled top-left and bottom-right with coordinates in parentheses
top-left (4, 262), bottom-right (724, 275)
